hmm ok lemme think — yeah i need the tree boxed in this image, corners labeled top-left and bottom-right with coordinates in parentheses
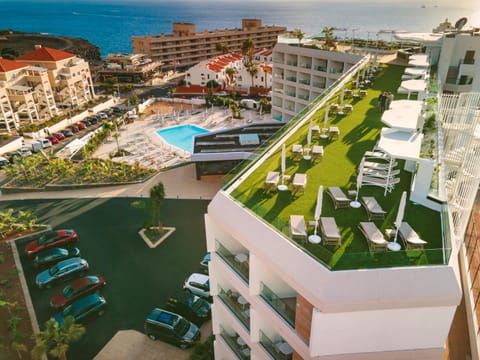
top-left (241, 37), bottom-right (255, 60)
top-left (32, 317), bottom-right (85, 360)
top-left (149, 182), bottom-right (165, 233)
top-left (322, 26), bottom-right (337, 50)
top-left (225, 67), bottom-right (236, 86)
top-left (246, 62), bottom-right (259, 92)
top-left (168, 87), bottom-right (176, 103)
top-left (292, 28), bottom-right (305, 46)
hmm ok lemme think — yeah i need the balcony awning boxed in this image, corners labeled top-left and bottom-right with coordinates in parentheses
top-left (389, 99), bottom-right (424, 111)
top-left (408, 57), bottom-right (430, 68)
top-left (376, 128), bottom-right (423, 161)
top-left (404, 67), bottom-right (427, 76)
top-left (7, 85), bottom-right (32, 92)
top-left (397, 79), bottom-right (427, 95)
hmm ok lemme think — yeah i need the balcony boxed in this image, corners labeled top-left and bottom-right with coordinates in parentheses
top-left (259, 330), bottom-right (293, 360)
top-left (260, 282), bottom-right (296, 327)
top-left (220, 327), bottom-right (251, 359)
top-left (216, 241), bottom-right (249, 282)
top-left (218, 287), bottom-right (250, 330)
top-left (285, 77), bottom-right (297, 83)
top-left (298, 79), bottom-right (310, 86)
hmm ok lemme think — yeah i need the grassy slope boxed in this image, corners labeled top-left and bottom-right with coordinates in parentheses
top-left (232, 64), bottom-right (443, 270)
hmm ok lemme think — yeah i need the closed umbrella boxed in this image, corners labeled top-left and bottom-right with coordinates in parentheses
top-left (387, 191), bottom-right (407, 251)
top-left (308, 185), bottom-right (323, 244)
top-left (278, 143), bottom-right (288, 191)
top-left (350, 157), bottom-right (364, 208)
top-left (340, 86), bottom-right (345, 104)
top-left (320, 105), bottom-right (329, 139)
top-left (304, 121), bottom-right (313, 160)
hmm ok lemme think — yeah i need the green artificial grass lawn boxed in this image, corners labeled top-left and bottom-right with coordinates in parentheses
top-left (231, 64), bottom-right (445, 270)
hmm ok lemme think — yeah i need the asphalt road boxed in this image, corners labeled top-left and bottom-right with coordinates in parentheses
top-left (4, 197), bottom-right (209, 360)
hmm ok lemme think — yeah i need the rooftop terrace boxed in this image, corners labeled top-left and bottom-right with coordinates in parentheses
top-left (223, 60), bottom-right (449, 270)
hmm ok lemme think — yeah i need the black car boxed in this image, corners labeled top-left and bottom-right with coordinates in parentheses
top-left (70, 125), bottom-right (79, 133)
top-left (165, 290), bottom-right (211, 325)
top-left (88, 116), bottom-right (99, 124)
top-left (60, 129), bottom-right (74, 137)
top-left (81, 120), bottom-right (92, 127)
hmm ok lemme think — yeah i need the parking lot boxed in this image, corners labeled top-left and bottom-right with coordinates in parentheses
top-left (5, 197), bottom-right (209, 360)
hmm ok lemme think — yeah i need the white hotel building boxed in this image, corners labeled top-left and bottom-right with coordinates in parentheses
top-left (203, 30), bottom-right (480, 359)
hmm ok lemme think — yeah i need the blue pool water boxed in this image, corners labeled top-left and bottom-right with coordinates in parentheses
top-left (156, 124), bottom-right (209, 153)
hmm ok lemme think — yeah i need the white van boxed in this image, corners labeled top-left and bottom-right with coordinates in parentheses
top-left (39, 139), bottom-right (52, 149)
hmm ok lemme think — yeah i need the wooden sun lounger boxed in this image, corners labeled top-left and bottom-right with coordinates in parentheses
top-left (359, 222), bottom-right (388, 252)
top-left (398, 222), bottom-right (427, 249)
top-left (320, 217), bottom-right (341, 246)
top-left (327, 187), bottom-right (350, 209)
top-left (361, 196), bottom-right (387, 221)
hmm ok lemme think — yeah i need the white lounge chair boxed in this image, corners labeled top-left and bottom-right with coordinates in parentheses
top-left (320, 217), bottom-right (341, 246)
top-left (361, 197), bottom-right (386, 221)
top-left (359, 222), bottom-right (388, 252)
top-left (290, 215), bottom-right (307, 242)
top-left (398, 222), bottom-right (427, 250)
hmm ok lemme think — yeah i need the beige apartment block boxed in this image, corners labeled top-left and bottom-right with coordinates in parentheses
top-left (131, 19), bottom-right (286, 70)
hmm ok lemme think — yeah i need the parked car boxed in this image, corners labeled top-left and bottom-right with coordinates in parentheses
top-left (81, 119), bottom-right (92, 127)
top-left (25, 229), bottom-right (78, 257)
top-left (0, 156), bottom-right (10, 167)
top-left (60, 129), bottom-right (74, 137)
top-left (165, 290), bottom-right (211, 325)
top-left (34, 247), bottom-right (80, 268)
top-left (53, 293), bottom-right (107, 327)
top-left (97, 112), bottom-right (108, 120)
top-left (36, 258), bottom-right (89, 289)
top-left (88, 116), bottom-right (99, 124)
top-left (199, 253), bottom-right (210, 272)
top-left (183, 273), bottom-right (210, 300)
top-left (76, 122), bottom-right (87, 130)
top-left (47, 136), bottom-right (59, 145)
top-left (70, 125), bottom-right (79, 133)
top-left (144, 308), bottom-right (200, 349)
top-left (50, 274), bottom-right (106, 310)
top-left (52, 132), bottom-right (65, 141)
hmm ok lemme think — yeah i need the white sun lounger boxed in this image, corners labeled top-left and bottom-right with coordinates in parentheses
top-left (359, 222), bottom-right (388, 252)
top-left (361, 197), bottom-right (387, 221)
top-left (290, 215), bottom-right (307, 242)
top-left (320, 217), bottom-right (341, 246)
top-left (327, 187), bottom-right (350, 209)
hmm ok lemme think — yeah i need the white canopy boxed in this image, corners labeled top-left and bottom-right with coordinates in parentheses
top-left (381, 107), bottom-right (421, 132)
top-left (389, 100), bottom-right (423, 112)
top-left (404, 67), bottom-right (427, 76)
top-left (408, 56), bottom-right (430, 68)
top-left (394, 32), bottom-right (443, 45)
top-left (397, 79), bottom-right (427, 95)
top-left (377, 128), bottom-right (423, 161)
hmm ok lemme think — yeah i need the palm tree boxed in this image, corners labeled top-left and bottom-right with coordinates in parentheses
top-left (246, 62), bottom-right (259, 95)
top-left (322, 26), bottom-right (337, 50)
top-left (32, 316), bottom-right (85, 360)
top-left (168, 87), bottom-right (176, 103)
top-left (241, 37), bottom-right (255, 59)
top-left (149, 182), bottom-right (165, 233)
top-left (225, 67), bottom-right (236, 87)
top-left (292, 28), bottom-right (305, 46)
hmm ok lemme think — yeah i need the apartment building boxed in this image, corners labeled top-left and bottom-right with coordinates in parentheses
top-left (0, 46), bottom-right (95, 133)
top-left (97, 53), bottom-right (163, 83)
top-left (131, 19), bottom-right (286, 71)
top-left (185, 49), bottom-right (273, 93)
top-left (271, 42), bottom-right (363, 121)
top-left (203, 32), bottom-right (480, 358)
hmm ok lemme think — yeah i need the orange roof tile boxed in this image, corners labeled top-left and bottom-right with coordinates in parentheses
top-left (17, 47), bottom-right (75, 62)
top-left (0, 58), bottom-right (30, 72)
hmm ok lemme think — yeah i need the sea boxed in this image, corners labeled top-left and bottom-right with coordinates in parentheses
top-left (1, 0), bottom-right (477, 57)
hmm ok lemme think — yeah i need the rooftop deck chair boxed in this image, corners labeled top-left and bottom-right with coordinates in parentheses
top-left (398, 222), bottom-right (427, 250)
top-left (361, 196), bottom-right (387, 221)
top-left (320, 217), bottom-right (341, 246)
top-left (359, 222), bottom-right (388, 252)
top-left (327, 187), bottom-right (350, 209)
top-left (361, 176), bottom-right (401, 193)
top-left (290, 215), bottom-right (307, 243)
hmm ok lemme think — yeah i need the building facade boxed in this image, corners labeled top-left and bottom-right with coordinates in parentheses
top-left (97, 53), bottom-right (163, 83)
top-left (271, 42), bottom-right (363, 121)
top-left (131, 19), bottom-right (286, 71)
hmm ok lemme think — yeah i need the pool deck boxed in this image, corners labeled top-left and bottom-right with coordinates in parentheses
top-left (93, 103), bottom-right (276, 170)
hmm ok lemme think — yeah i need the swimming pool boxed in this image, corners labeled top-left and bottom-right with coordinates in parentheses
top-left (156, 124), bottom-right (209, 152)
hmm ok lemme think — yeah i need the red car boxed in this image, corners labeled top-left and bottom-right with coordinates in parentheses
top-left (47, 136), bottom-right (59, 145)
top-left (53, 132), bottom-right (65, 141)
top-left (25, 229), bottom-right (78, 257)
top-left (50, 275), bottom-right (106, 309)
top-left (76, 122), bottom-right (87, 130)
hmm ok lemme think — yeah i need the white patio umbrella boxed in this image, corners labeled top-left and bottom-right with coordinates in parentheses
top-left (278, 143), bottom-right (288, 191)
top-left (340, 86), bottom-right (345, 104)
top-left (304, 121), bottom-right (313, 160)
top-left (320, 105), bottom-right (329, 139)
top-left (388, 191), bottom-right (407, 251)
top-left (308, 185), bottom-right (323, 244)
top-left (356, 69), bottom-right (361, 85)
top-left (350, 157), bottom-right (364, 208)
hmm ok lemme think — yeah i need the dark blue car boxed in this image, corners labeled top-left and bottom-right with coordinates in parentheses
top-left (36, 258), bottom-right (89, 289)
top-left (33, 247), bottom-right (81, 268)
top-left (54, 293), bottom-right (107, 327)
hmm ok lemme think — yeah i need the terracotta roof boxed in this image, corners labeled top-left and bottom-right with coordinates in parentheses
top-left (17, 47), bottom-right (75, 62)
top-left (0, 58), bottom-right (30, 72)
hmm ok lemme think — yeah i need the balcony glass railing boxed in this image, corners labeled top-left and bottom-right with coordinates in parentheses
top-left (220, 327), bottom-right (251, 359)
top-left (315, 66), bottom-right (327, 72)
top-left (299, 79), bottom-right (310, 85)
top-left (216, 241), bottom-right (249, 282)
top-left (260, 282), bottom-right (296, 327)
top-left (286, 62), bottom-right (298, 67)
top-left (285, 77), bottom-right (297, 82)
top-left (259, 330), bottom-right (293, 360)
top-left (218, 287), bottom-right (250, 330)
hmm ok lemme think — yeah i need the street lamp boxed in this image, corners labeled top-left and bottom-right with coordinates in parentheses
top-left (351, 28), bottom-right (359, 52)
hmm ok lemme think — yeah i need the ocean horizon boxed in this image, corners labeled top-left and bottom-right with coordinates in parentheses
top-left (1, 0), bottom-right (477, 56)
